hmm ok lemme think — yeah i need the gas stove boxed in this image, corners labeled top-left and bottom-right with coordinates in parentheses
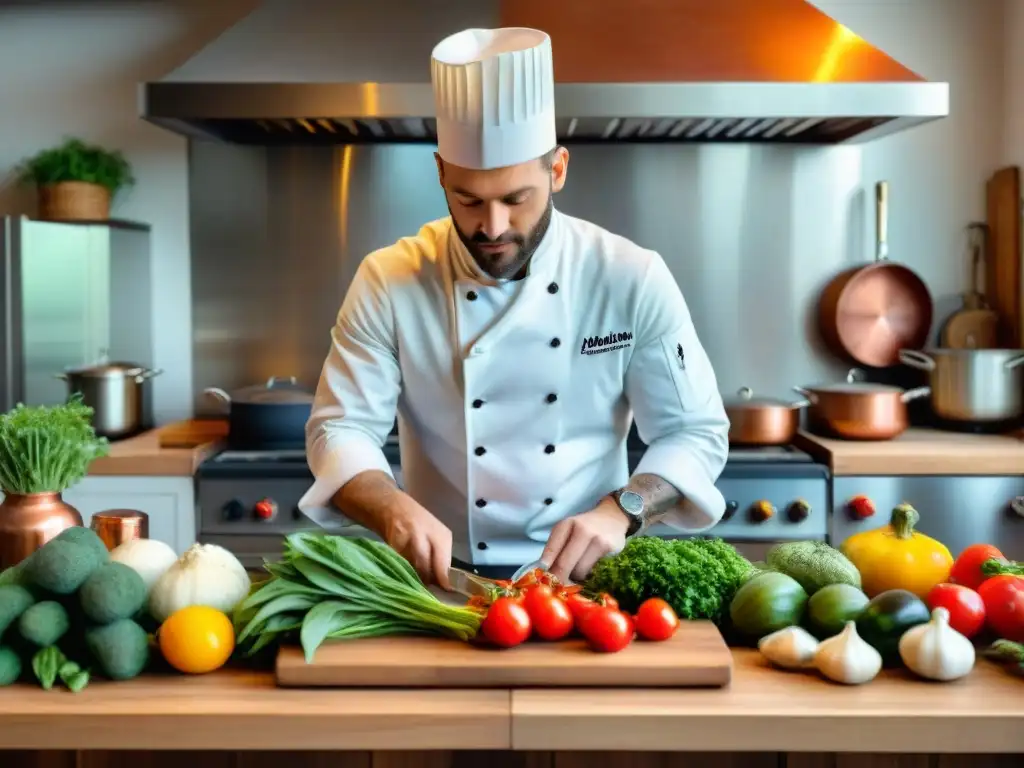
top-left (196, 441), bottom-right (829, 567)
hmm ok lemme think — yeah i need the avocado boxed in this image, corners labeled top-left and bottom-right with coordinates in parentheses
top-left (23, 540), bottom-right (101, 595)
top-left (79, 562), bottom-right (146, 624)
top-left (54, 526), bottom-right (110, 564)
top-left (0, 584), bottom-right (36, 639)
top-left (85, 618), bottom-right (150, 680)
top-left (0, 646), bottom-right (22, 686)
top-left (17, 600), bottom-right (70, 647)
top-left (765, 540), bottom-right (862, 595)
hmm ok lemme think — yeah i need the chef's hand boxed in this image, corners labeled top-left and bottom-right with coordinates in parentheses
top-left (541, 498), bottom-right (629, 583)
top-left (382, 499), bottom-right (453, 590)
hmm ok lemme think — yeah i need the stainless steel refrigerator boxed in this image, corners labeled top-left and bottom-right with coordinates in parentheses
top-left (0, 216), bottom-right (154, 411)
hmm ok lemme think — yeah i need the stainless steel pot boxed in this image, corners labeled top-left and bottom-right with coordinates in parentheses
top-left (899, 348), bottom-right (1024, 422)
top-left (57, 362), bottom-right (162, 439)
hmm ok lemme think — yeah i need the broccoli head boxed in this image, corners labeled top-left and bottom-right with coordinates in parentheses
top-left (583, 536), bottom-right (753, 624)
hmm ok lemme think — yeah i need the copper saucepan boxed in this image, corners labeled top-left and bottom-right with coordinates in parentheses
top-left (818, 181), bottom-right (934, 368)
top-left (794, 369), bottom-right (930, 441)
top-left (724, 387), bottom-right (810, 446)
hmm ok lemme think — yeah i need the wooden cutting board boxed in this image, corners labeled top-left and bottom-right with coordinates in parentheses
top-left (985, 166), bottom-right (1022, 347)
top-left (275, 620), bottom-right (732, 688)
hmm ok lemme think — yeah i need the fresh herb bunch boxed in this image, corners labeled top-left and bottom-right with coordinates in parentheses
top-left (0, 395), bottom-right (109, 494)
top-left (17, 138), bottom-right (135, 196)
top-left (584, 536), bottom-right (754, 624)
top-left (234, 532), bottom-right (483, 662)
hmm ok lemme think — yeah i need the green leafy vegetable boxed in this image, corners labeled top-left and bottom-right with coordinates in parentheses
top-left (31, 646), bottom-right (66, 690)
top-left (58, 660), bottom-right (90, 693)
top-left (0, 394), bottom-right (108, 494)
top-left (985, 639), bottom-right (1024, 673)
top-left (584, 536), bottom-right (754, 624)
top-left (234, 532), bottom-right (483, 662)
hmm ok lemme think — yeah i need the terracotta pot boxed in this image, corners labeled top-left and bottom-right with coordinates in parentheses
top-left (38, 181), bottom-right (111, 221)
top-left (0, 492), bottom-right (84, 569)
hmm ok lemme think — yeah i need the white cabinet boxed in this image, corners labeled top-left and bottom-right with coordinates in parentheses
top-left (60, 476), bottom-right (195, 554)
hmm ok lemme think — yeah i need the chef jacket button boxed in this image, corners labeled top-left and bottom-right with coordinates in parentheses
top-left (544, 497), bottom-right (553, 505)
top-left (544, 444), bottom-right (555, 454)
top-left (546, 393), bottom-right (557, 404)
top-left (550, 337), bottom-right (561, 348)
top-left (467, 290), bottom-right (478, 301)
top-left (477, 541), bottom-right (488, 550)
top-left (475, 446), bottom-right (486, 456)
top-left (547, 282), bottom-right (559, 294)
top-left (472, 399), bottom-right (484, 408)
top-left (475, 498), bottom-right (487, 508)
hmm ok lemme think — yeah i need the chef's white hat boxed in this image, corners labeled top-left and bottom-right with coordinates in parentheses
top-left (431, 27), bottom-right (556, 170)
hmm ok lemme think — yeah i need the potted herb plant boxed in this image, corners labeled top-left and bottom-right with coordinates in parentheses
top-left (17, 138), bottom-right (135, 221)
top-left (0, 395), bottom-right (109, 569)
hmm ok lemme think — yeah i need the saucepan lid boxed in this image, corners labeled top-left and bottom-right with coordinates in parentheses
top-left (205, 376), bottom-right (315, 406)
top-left (723, 386), bottom-right (804, 409)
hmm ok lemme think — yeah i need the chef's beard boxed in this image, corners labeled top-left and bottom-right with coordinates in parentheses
top-left (450, 192), bottom-right (554, 281)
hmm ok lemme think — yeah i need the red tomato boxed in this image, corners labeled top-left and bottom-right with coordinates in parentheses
top-left (565, 593), bottom-right (598, 623)
top-left (634, 598), bottom-right (680, 641)
top-left (925, 583), bottom-right (986, 638)
top-left (978, 575), bottom-right (1024, 642)
top-left (950, 544), bottom-right (1005, 590)
top-left (579, 607), bottom-right (634, 653)
top-left (481, 597), bottom-right (532, 647)
top-left (522, 586), bottom-right (573, 641)
top-left (597, 593), bottom-right (619, 611)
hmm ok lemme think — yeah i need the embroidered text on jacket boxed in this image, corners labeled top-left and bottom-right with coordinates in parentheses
top-left (580, 330), bottom-right (634, 356)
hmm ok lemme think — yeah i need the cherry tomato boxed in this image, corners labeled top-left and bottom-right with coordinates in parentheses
top-left (595, 593), bottom-right (619, 611)
top-left (565, 593), bottom-right (599, 625)
top-left (522, 586), bottom-right (573, 641)
top-left (925, 583), bottom-right (986, 639)
top-left (634, 598), bottom-right (680, 641)
top-left (481, 597), bottom-right (532, 647)
top-left (579, 607), bottom-right (634, 653)
top-left (951, 544), bottom-right (1006, 590)
top-left (978, 574), bottom-right (1024, 642)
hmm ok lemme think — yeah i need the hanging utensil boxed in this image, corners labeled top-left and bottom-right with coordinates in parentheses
top-left (941, 223), bottom-right (998, 349)
top-left (818, 181), bottom-right (934, 367)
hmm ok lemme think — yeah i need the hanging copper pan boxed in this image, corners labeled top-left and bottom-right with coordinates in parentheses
top-left (818, 181), bottom-right (933, 368)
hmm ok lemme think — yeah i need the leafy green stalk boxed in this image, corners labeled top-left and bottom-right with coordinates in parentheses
top-left (0, 395), bottom-right (108, 494)
top-left (233, 532), bottom-right (483, 661)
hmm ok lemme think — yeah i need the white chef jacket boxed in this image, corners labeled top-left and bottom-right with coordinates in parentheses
top-left (298, 208), bottom-right (730, 566)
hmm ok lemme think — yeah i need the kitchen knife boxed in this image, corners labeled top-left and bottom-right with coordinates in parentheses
top-left (446, 567), bottom-right (500, 599)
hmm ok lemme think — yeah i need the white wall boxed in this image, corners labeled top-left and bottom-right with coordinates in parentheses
top-left (0, 0), bottom-right (1012, 421)
top-left (0, 0), bottom-right (256, 423)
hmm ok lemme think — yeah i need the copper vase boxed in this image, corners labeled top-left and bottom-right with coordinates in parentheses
top-left (0, 492), bottom-right (84, 569)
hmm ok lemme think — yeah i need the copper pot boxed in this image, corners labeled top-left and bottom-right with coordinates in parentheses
top-left (794, 369), bottom-right (930, 441)
top-left (0, 492), bottom-right (84, 569)
top-left (724, 387), bottom-right (810, 445)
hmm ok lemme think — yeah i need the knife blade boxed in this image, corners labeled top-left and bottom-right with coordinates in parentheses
top-left (446, 567), bottom-right (501, 598)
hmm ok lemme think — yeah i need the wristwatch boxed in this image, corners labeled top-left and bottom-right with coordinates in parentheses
top-left (610, 489), bottom-right (646, 537)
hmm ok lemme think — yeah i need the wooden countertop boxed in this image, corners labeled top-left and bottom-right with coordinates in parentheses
top-left (795, 427), bottom-right (1024, 475)
top-left (86, 419), bottom-right (226, 477)
top-left (0, 650), bottom-right (1020, 753)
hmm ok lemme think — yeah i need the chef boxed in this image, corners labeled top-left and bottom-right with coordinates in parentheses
top-left (298, 27), bottom-right (729, 588)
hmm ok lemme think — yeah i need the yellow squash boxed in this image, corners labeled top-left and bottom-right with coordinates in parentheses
top-left (839, 503), bottom-right (953, 599)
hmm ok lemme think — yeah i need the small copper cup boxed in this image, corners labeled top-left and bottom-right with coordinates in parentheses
top-left (90, 509), bottom-right (149, 551)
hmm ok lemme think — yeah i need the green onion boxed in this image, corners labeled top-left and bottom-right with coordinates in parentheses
top-left (233, 532), bottom-right (483, 662)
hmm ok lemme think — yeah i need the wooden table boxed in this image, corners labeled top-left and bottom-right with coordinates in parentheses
top-left (2, 651), bottom-right (1020, 768)
top-left (85, 419), bottom-right (226, 476)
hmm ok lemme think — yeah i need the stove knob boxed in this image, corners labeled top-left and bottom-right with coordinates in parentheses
top-left (748, 500), bottom-right (775, 523)
top-left (786, 499), bottom-right (811, 522)
top-left (221, 499), bottom-right (246, 521)
top-left (846, 495), bottom-right (876, 520)
top-left (722, 500), bottom-right (739, 520)
top-left (253, 498), bottom-right (278, 522)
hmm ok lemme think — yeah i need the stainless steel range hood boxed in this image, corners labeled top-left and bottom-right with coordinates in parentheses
top-left (140, 0), bottom-right (949, 146)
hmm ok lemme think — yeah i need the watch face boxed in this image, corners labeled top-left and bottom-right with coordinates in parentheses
top-left (619, 490), bottom-right (644, 516)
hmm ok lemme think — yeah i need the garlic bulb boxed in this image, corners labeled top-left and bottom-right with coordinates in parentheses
top-left (758, 626), bottom-right (820, 670)
top-left (109, 538), bottom-right (178, 595)
top-left (148, 543), bottom-right (250, 623)
top-left (898, 607), bottom-right (976, 681)
top-left (813, 621), bottom-right (882, 685)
